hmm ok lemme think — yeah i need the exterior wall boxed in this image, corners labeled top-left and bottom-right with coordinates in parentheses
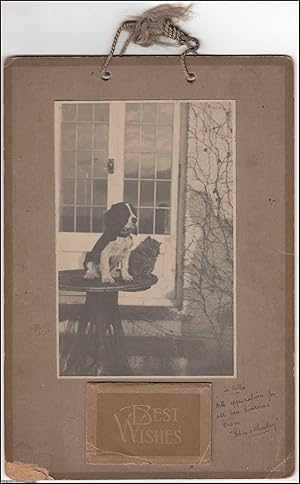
top-left (183, 101), bottom-right (234, 342)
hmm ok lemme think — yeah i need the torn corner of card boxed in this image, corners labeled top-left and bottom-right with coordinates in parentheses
top-left (5, 461), bottom-right (54, 481)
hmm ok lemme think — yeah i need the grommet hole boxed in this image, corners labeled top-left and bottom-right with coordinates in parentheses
top-left (101, 71), bottom-right (111, 81)
top-left (186, 72), bottom-right (196, 82)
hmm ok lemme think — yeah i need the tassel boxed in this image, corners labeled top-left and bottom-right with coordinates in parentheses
top-left (101, 3), bottom-right (200, 82)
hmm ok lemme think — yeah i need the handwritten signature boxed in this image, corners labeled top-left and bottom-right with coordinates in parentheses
top-left (215, 384), bottom-right (278, 439)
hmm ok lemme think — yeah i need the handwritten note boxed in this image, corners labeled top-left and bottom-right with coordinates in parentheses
top-left (215, 383), bottom-right (278, 439)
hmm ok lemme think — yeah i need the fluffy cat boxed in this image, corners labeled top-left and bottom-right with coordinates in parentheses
top-left (129, 236), bottom-right (161, 278)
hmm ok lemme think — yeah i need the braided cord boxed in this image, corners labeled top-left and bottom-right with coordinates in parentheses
top-left (164, 20), bottom-right (199, 81)
top-left (100, 21), bottom-right (135, 78)
top-left (101, 17), bottom-right (200, 81)
top-left (119, 32), bottom-right (134, 57)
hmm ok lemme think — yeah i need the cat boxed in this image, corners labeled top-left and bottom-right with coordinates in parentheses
top-left (128, 236), bottom-right (161, 278)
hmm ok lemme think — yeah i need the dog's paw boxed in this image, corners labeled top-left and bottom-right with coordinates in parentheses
top-left (122, 272), bottom-right (133, 282)
top-left (101, 274), bottom-right (115, 284)
top-left (83, 271), bottom-right (98, 280)
top-left (111, 268), bottom-right (120, 279)
top-left (84, 262), bottom-right (99, 279)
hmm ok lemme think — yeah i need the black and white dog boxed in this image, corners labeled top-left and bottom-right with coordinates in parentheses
top-left (83, 202), bottom-right (137, 284)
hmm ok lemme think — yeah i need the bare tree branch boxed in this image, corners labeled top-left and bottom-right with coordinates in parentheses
top-left (183, 102), bottom-right (234, 344)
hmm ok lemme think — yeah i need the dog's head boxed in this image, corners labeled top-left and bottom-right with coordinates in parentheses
top-left (104, 202), bottom-right (138, 239)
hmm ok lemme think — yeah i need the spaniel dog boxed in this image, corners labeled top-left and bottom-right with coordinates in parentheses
top-left (83, 202), bottom-right (137, 284)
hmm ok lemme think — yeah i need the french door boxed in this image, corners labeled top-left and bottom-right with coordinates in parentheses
top-left (55, 101), bottom-right (182, 306)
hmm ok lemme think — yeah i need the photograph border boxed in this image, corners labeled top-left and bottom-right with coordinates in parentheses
top-left (55, 99), bottom-right (237, 381)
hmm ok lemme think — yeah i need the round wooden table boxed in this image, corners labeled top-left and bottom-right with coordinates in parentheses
top-left (59, 270), bottom-right (158, 376)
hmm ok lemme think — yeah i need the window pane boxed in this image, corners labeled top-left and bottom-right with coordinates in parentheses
top-left (125, 154), bottom-right (139, 178)
top-left (76, 207), bottom-right (91, 232)
top-left (139, 208), bottom-right (154, 234)
top-left (60, 206), bottom-right (74, 232)
top-left (141, 125), bottom-right (155, 152)
top-left (76, 179), bottom-right (91, 205)
top-left (61, 178), bottom-right (75, 204)
top-left (141, 103), bottom-right (156, 123)
top-left (125, 124), bottom-right (140, 152)
top-left (140, 180), bottom-right (154, 206)
top-left (155, 209), bottom-right (170, 234)
top-left (140, 153), bottom-right (155, 179)
top-left (94, 124), bottom-right (108, 150)
top-left (62, 104), bottom-right (76, 121)
top-left (124, 180), bottom-right (138, 206)
top-left (126, 103), bottom-right (140, 123)
top-left (93, 151), bottom-right (107, 178)
top-left (62, 150), bottom-right (75, 177)
top-left (77, 151), bottom-right (92, 178)
top-left (93, 179), bottom-right (107, 205)
top-left (78, 103), bottom-right (93, 121)
top-left (62, 123), bottom-right (76, 149)
top-left (92, 207), bottom-right (105, 233)
top-left (157, 153), bottom-right (172, 179)
top-left (156, 181), bottom-right (171, 207)
top-left (77, 123), bottom-right (92, 150)
top-left (157, 103), bottom-right (173, 124)
top-left (157, 125), bottom-right (172, 152)
top-left (94, 103), bottom-right (109, 122)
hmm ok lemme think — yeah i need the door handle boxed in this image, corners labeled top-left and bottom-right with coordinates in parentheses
top-left (107, 158), bottom-right (115, 174)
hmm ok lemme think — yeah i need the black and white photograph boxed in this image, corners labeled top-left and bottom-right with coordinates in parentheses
top-left (56, 100), bottom-right (235, 378)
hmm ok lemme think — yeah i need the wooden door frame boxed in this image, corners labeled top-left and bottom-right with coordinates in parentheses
top-left (55, 101), bottom-right (185, 307)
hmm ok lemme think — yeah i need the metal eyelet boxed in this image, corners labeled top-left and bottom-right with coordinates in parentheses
top-left (101, 71), bottom-right (111, 81)
top-left (186, 72), bottom-right (196, 82)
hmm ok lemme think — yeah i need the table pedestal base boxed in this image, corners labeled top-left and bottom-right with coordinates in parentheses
top-left (67, 291), bottom-right (131, 376)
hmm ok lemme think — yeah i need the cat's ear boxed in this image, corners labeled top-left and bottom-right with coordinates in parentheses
top-left (146, 236), bottom-right (151, 241)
